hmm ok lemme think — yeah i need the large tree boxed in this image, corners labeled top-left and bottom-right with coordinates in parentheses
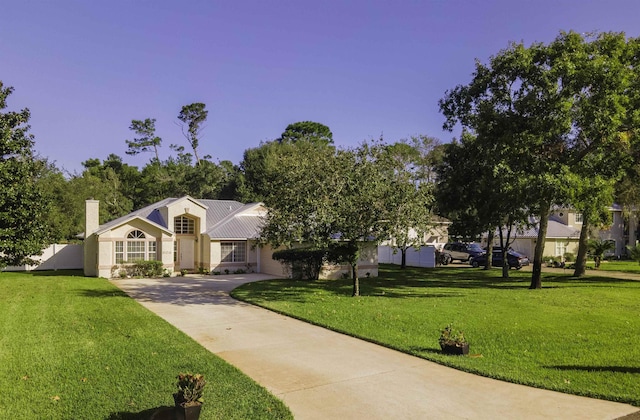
top-left (0, 82), bottom-right (52, 266)
top-left (383, 140), bottom-right (436, 269)
top-left (278, 121), bottom-right (334, 146)
top-left (125, 118), bottom-right (162, 162)
top-left (177, 102), bottom-right (208, 165)
top-left (439, 31), bottom-right (640, 287)
top-left (239, 122), bottom-right (336, 203)
top-left (258, 140), bottom-right (400, 296)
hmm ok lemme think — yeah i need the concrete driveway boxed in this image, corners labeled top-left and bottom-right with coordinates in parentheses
top-left (113, 274), bottom-right (639, 420)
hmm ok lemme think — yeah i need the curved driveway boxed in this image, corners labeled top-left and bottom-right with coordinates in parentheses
top-left (113, 274), bottom-right (639, 420)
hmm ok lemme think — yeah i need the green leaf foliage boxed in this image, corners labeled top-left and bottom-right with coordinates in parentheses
top-left (0, 81), bottom-right (52, 267)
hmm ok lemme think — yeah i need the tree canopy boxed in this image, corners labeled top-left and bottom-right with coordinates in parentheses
top-left (278, 121), bottom-right (334, 146)
top-left (439, 31), bottom-right (640, 287)
top-left (0, 82), bottom-right (52, 266)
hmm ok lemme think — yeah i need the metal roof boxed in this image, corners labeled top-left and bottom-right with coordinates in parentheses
top-left (506, 215), bottom-right (581, 239)
top-left (93, 197), bottom-right (264, 239)
top-left (200, 201), bottom-right (264, 239)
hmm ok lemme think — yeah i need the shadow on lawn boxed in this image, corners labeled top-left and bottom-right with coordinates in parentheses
top-left (106, 405), bottom-right (173, 420)
top-left (548, 365), bottom-right (640, 374)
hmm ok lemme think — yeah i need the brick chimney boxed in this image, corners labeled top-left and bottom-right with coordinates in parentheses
top-left (85, 200), bottom-right (99, 237)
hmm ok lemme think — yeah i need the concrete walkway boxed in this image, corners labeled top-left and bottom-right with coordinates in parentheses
top-left (113, 274), bottom-right (639, 420)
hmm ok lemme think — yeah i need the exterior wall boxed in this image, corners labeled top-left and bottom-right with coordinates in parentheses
top-left (159, 237), bottom-right (175, 273)
top-left (96, 221), bottom-right (174, 278)
top-left (259, 244), bottom-right (288, 277)
top-left (493, 238), bottom-right (579, 260)
top-left (552, 209), bottom-right (571, 226)
top-left (84, 200), bottom-right (100, 276)
top-left (84, 235), bottom-right (98, 276)
top-left (200, 235), bottom-right (211, 271)
top-left (596, 210), bottom-right (625, 256)
top-left (3, 244), bottom-right (83, 272)
top-left (208, 239), bottom-right (258, 274)
top-left (161, 197), bottom-right (207, 233)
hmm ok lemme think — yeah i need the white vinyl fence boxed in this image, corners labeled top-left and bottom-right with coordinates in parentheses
top-left (2, 244), bottom-right (83, 272)
top-left (378, 245), bottom-right (438, 268)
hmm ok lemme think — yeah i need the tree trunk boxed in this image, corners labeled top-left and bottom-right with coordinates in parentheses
top-left (497, 225), bottom-right (509, 278)
top-left (573, 212), bottom-right (590, 277)
top-left (530, 203), bottom-right (551, 289)
top-left (401, 248), bottom-right (407, 269)
top-left (351, 263), bottom-right (359, 296)
top-left (484, 229), bottom-right (495, 270)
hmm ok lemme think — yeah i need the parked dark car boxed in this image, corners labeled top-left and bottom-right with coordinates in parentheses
top-left (470, 248), bottom-right (530, 269)
top-left (442, 242), bottom-right (485, 263)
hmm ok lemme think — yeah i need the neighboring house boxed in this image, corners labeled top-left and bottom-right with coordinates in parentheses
top-left (493, 205), bottom-right (630, 259)
top-left (83, 196), bottom-right (378, 279)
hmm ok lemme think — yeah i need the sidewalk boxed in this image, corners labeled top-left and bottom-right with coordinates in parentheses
top-left (114, 274), bottom-right (639, 420)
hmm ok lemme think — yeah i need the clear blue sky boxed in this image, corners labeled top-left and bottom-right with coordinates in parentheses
top-left (2, 0), bottom-right (640, 174)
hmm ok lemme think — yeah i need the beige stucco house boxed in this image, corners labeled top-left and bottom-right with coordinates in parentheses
top-left (83, 196), bottom-right (378, 279)
top-left (499, 205), bottom-right (629, 259)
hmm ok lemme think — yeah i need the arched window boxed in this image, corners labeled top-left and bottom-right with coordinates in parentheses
top-left (115, 230), bottom-right (157, 263)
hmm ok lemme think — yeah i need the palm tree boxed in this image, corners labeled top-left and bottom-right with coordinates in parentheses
top-left (627, 244), bottom-right (640, 265)
top-left (588, 239), bottom-right (615, 269)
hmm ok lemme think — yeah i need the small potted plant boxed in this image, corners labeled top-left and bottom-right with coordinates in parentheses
top-left (173, 373), bottom-right (206, 420)
top-left (439, 323), bottom-right (469, 355)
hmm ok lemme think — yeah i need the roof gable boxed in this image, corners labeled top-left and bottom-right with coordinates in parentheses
top-left (93, 196), bottom-right (264, 239)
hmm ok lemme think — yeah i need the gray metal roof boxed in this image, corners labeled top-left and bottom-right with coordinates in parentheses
top-left (509, 216), bottom-right (581, 239)
top-left (94, 197), bottom-right (263, 239)
top-left (201, 202), bottom-right (264, 239)
top-left (94, 197), bottom-right (177, 234)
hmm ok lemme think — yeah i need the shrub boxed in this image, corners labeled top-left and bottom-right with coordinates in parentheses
top-left (272, 247), bottom-right (327, 280)
top-left (542, 255), bottom-right (560, 267)
top-left (563, 252), bottom-right (575, 262)
top-left (132, 260), bottom-right (164, 277)
top-left (111, 261), bottom-right (164, 278)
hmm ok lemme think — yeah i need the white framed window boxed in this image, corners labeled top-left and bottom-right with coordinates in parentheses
top-left (148, 241), bottom-right (157, 261)
top-left (115, 230), bottom-right (158, 263)
top-left (221, 241), bottom-right (246, 263)
top-left (555, 240), bottom-right (567, 257)
top-left (575, 213), bottom-right (583, 223)
top-left (174, 216), bottom-right (195, 234)
top-left (115, 241), bottom-right (124, 263)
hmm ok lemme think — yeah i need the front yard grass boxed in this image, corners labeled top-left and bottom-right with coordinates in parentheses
top-left (586, 259), bottom-right (640, 274)
top-left (0, 271), bottom-right (292, 420)
top-left (231, 264), bottom-right (640, 406)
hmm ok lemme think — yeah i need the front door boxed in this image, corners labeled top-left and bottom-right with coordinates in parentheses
top-left (179, 238), bottom-right (195, 270)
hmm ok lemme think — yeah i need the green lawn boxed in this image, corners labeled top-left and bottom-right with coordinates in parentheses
top-left (0, 271), bottom-right (292, 420)
top-left (231, 264), bottom-right (640, 406)
top-left (586, 259), bottom-right (640, 274)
